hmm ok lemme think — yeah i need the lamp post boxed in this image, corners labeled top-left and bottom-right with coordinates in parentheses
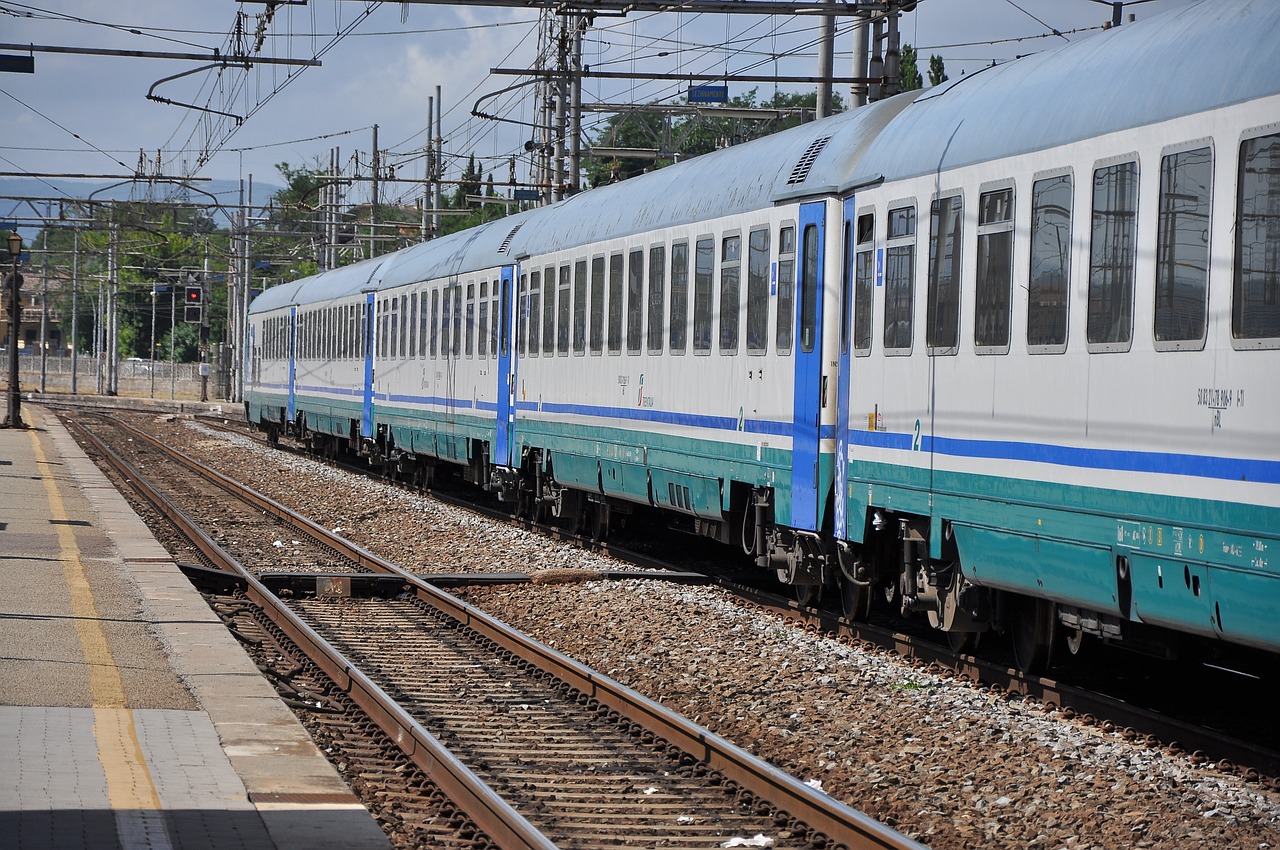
top-left (3, 231), bottom-right (24, 429)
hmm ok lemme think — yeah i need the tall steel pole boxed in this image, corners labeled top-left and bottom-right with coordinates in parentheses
top-left (70, 230), bottom-right (79, 394)
top-left (816, 0), bottom-right (835, 118)
top-left (851, 18), bottom-right (869, 108)
top-left (3, 233), bottom-right (22, 428)
top-left (38, 227), bottom-right (48, 394)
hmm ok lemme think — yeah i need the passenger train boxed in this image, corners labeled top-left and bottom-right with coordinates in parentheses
top-left (246, 0), bottom-right (1280, 673)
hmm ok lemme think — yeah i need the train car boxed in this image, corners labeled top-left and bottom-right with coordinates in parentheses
top-left (831, 0), bottom-right (1280, 670)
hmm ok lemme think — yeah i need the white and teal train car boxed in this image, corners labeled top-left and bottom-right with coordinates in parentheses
top-left (832, 0), bottom-right (1280, 669)
top-left (247, 0), bottom-right (1279, 672)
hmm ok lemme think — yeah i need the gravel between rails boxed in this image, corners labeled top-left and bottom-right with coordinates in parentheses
top-left (132, 414), bottom-right (1280, 850)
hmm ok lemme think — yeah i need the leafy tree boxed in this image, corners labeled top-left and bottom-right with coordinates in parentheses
top-left (928, 54), bottom-right (949, 87)
top-left (900, 44), bottom-right (923, 91)
top-left (158, 320), bottom-right (201, 362)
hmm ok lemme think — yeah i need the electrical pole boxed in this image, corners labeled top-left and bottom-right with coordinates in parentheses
top-left (816, 0), bottom-right (835, 118)
top-left (851, 17), bottom-right (869, 108)
top-left (434, 86), bottom-right (443, 236)
top-left (370, 123), bottom-right (380, 258)
top-left (70, 230), bottom-right (79, 395)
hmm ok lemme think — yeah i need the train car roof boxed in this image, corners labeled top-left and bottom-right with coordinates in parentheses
top-left (848, 0), bottom-right (1280, 188)
top-left (509, 93), bottom-right (916, 255)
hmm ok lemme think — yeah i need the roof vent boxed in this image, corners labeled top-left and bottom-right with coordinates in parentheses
top-left (787, 135), bottom-right (832, 185)
top-left (498, 223), bottom-right (524, 254)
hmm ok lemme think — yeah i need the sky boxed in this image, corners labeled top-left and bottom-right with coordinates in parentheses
top-left (0, 0), bottom-right (1183, 215)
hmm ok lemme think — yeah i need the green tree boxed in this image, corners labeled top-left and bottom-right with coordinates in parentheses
top-left (158, 320), bottom-right (201, 362)
top-left (928, 54), bottom-right (948, 87)
top-left (900, 44), bottom-right (923, 91)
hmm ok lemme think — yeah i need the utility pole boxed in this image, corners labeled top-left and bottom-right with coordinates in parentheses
top-left (569, 16), bottom-right (584, 195)
top-left (816, 0), bottom-right (835, 118)
top-left (370, 123), bottom-right (380, 258)
top-left (38, 226), bottom-right (48, 394)
top-left (423, 97), bottom-right (433, 240)
top-left (434, 86), bottom-right (443, 236)
top-left (70, 230), bottom-right (79, 394)
top-left (851, 17), bottom-right (870, 108)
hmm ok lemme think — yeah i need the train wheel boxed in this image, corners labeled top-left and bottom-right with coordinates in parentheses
top-left (947, 630), bottom-right (980, 654)
top-left (794, 583), bottom-right (821, 608)
top-left (589, 502), bottom-right (610, 542)
top-left (839, 577), bottom-right (871, 621)
top-left (1010, 595), bottom-right (1055, 675)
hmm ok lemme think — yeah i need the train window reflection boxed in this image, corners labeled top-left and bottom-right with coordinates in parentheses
top-left (1028, 174), bottom-right (1072, 350)
top-left (854, 213), bottom-right (874, 354)
top-left (927, 194), bottom-right (963, 354)
top-left (1087, 160), bottom-right (1139, 349)
top-left (883, 205), bottom-right (915, 353)
top-left (975, 187), bottom-right (1014, 352)
top-left (777, 225), bottom-right (795, 354)
top-left (1155, 147), bottom-right (1212, 348)
top-left (1234, 132), bottom-right (1280, 344)
top-left (694, 238), bottom-right (714, 353)
top-left (669, 242), bottom-right (689, 353)
top-left (800, 224), bottom-right (819, 353)
top-left (747, 228), bottom-right (770, 354)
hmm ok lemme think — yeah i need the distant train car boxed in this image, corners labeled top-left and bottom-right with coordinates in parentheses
top-left (247, 0), bottom-right (1279, 673)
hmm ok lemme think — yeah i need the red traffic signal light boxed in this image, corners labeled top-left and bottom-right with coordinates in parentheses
top-left (185, 285), bottom-right (202, 304)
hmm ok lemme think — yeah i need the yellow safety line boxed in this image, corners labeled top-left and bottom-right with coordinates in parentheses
top-left (29, 424), bottom-right (163, 812)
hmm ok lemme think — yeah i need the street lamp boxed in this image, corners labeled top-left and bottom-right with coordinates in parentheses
top-left (3, 231), bottom-right (24, 429)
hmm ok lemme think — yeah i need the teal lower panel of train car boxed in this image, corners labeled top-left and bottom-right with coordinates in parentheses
top-left (842, 458), bottom-right (1280, 651)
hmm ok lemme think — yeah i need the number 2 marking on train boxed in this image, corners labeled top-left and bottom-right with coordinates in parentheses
top-left (912, 419), bottom-right (922, 452)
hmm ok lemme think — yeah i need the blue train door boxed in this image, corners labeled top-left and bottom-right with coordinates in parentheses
top-left (791, 201), bottom-right (826, 531)
top-left (287, 306), bottom-right (297, 422)
top-left (494, 265), bottom-right (516, 467)
top-left (834, 197), bottom-right (857, 540)
top-left (361, 293), bottom-right (375, 438)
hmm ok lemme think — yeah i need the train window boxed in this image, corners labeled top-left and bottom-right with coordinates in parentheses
top-left (491, 280), bottom-right (500, 355)
top-left (1028, 174), bottom-right (1072, 350)
top-left (670, 242), bottom-right (689, 353)
top-left (720, 235), bottom-right (741, 353)
top-left (517, 274), bottom-right (527, 354)
top-left (884, 205), bottom-right (916, 353)
top-left (403, 295), bottom-right (412, 359)
top-left (557, 265), bottom-right (571, 354)
top-left (590, 257), bottom-right (605, 353)
top-left (478, 282), bottom-right (489, 359)
top-left (1154, 146), bottom-right (1212, 349)
top-left (747, 228), bottom-right (770, 354)
top-left (390, 297), bottom-right (400, 360)
top-left (573, 260), bottom-right (588, 354)
top-left (608, 253), bottom-right (624, 354)
top-left (777, 225), bottom-right (795, 354)
top-left (408, 294), bottom-right (417, 359)
top-left (800, 224), bottom-right (819, 353)
top-left (543, 266), bottom-right (556, 355)
top-left (466, 284), bottom-right (476, 357)
top-left (627, 249), bottom-right (644, 353)
top-left (499, 278), bottom-right (510, 357)
top-left (441, 288), bottom-right (452, 357)
top-left (1087, 159), bottom-right (1139, 350)
top-left (430, 290), bottom-right (439, 357)
top-left (841, 219), bottom-right (853, 355)
top-left (452, 286), bottom-right (462, 356)
top-left (1234, 132), bottom-right (1280, 345)
top-left (975, 187), bottom-right (1014, 353)
top-left (854, 212), bottom-right (874, 355)
top-left (648, 246), bottom-right (666, 353)
top-left (528, 271), bottom-right (542, 355)
top-left (927, 193), bottom-right (963, 354)
top-left (418, 293), bottom-right (429, 357)
top-left (693, 237), bottom-right (715, 353)
top-left (379, 299), bottom-right (388, 359)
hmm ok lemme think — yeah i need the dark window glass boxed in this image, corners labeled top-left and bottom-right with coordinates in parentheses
top-left (430, 290), bottom-right (439, 357)
top-left (1235, 133), bottom-right (1280, 340)
top-left (1088, 161), bottom-right (1139, 346)
top-left (1155, 147), bottom-right (1212, 344)
top-left (854, 213), bottom-right (874, 353)
top-left (719, 235), bottom-right (741, 353)
top-left (927, 194), bottom-right (963, 352)
top-left (800, 224), bottom-right (820, 353)
top-left (465, 285), bottom-right (475, 356)
top-left (976, 188), bottom-right (1014, 349)
top-left (528, 270), bottom-right (541, 355)
top-left (627, 249), bottom-right (644, 352)
top-left (777, 226), bottom-right (795, 352)
top-left (500, 278), bottom-right (511, 357)
top-left (557, 265), bottom-right (571, 353)
top-left (389, 297), bottom-right (399, 359)
top-left (517, 275), bottom-right (526, 354)
top-left (491, 280), bottom-right (499, 354)
top-left (608, 254), bottom-right (624, 353)
top-left (452, 286), bottom-right (462, 355)
top-left (693, 238), bottom-right (715, 352)
top-left (648, 246), bottom-right (666, 352)
top-left (409, 293), bottom-right (418, 358)
top-left (841, 220), bottom-right (853, 354)
top-left (1028, 175), bottom-right (1072, 348)
top-left (590, 257), bottom-right (605, 353)
top-left (669, 243), bottom-right (689, 352)
top-left (478, 282), bottom-right (489, 359)
top-left (746, 228), bottom-right (770, 353)
top-left (440, 290), bottom-right (450, 357)
top-left (542, 266), bottom-right (556, 355)
top-left (884, 206), bottom-right (915, 351)
top-left (573, 260), bottom-right (588, 353)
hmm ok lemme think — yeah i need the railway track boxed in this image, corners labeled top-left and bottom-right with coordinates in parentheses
top-left (66, 410), bottom-right (928, 849)
top-left (183, 409), bottom-right (1280, 783)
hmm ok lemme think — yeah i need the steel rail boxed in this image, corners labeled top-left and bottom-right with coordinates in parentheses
top-left (70, 420), bottom-right (558, 850)
top-left (80, 411), bottom-right (929, 849)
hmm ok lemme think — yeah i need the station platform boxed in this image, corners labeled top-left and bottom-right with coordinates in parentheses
top-left (0, 405), bottom-right (391, 850)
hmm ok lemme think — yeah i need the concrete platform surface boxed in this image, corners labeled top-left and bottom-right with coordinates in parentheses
top-left (0, 404), bottom-right (391, 850)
